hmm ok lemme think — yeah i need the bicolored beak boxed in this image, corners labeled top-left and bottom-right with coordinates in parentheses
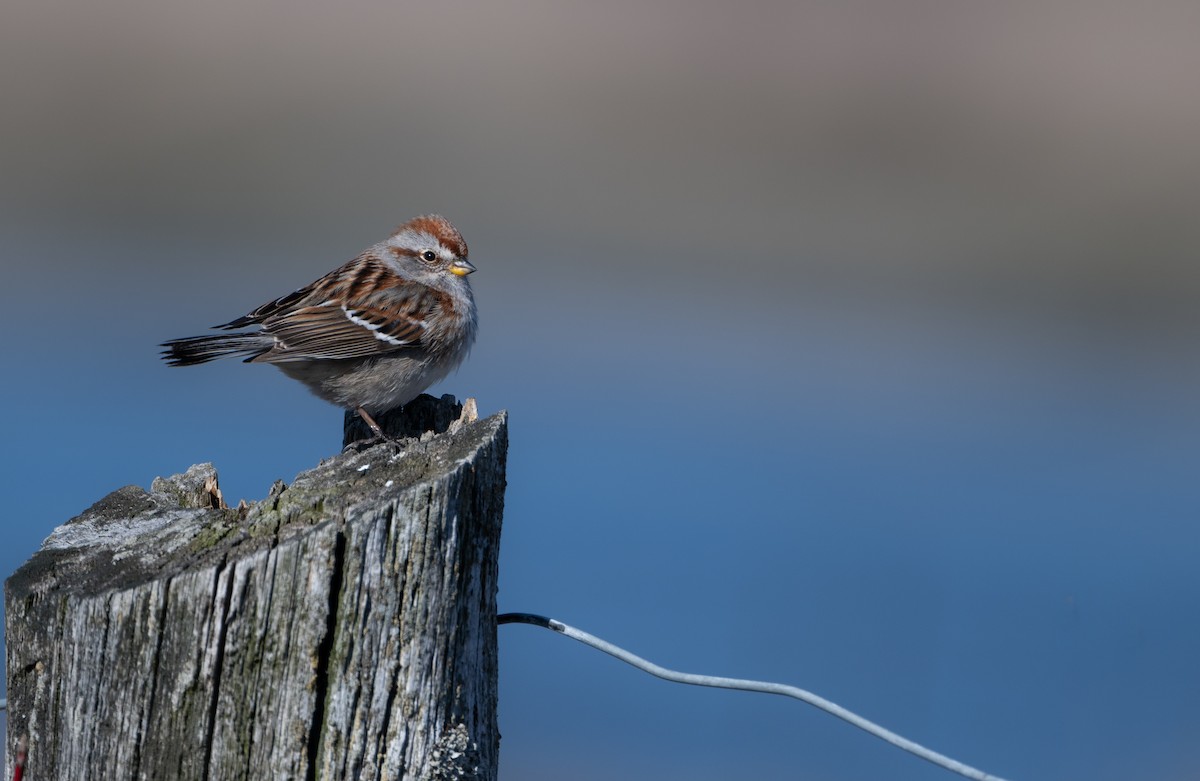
top-left (449, 259), bottom-right (477, 277)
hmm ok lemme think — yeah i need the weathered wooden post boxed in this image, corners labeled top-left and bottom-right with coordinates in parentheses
top-left (5, 394), bottom-right (506, 780)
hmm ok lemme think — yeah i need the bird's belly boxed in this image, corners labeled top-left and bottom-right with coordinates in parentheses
top-left (275, 352), bottom-right (454, 414)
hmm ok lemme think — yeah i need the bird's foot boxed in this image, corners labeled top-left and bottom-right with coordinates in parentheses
top-left (342, 433), bottom-right (406, 453)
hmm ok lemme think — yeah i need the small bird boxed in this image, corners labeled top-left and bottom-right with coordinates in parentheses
top-left (161, 215), bottom-right (477, 438)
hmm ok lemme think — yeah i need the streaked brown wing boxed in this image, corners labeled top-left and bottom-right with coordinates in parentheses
top-left (217, 253), bottom-right (394, 330)
top-left (256, 290), bottom-right (435, 362)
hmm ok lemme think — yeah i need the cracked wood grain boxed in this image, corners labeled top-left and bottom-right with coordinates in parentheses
top-left (5, 395), bottom-right (506, 781)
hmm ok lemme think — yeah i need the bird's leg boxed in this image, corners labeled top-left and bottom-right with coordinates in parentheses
top-left (344, 406), bottom-right (405, 452)
top-left (357, 406), bottom-right (385, 438)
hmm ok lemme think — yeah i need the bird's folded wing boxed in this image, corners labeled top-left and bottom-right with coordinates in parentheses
top-left (258, 295), bottom-right (432, 361)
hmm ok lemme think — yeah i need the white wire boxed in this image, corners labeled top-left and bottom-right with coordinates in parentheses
top-left (499, 612), bottom-right (1012, 781)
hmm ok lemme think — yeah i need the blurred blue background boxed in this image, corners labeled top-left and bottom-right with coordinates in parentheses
top-left (2, 2), bottom-right (1199, 779)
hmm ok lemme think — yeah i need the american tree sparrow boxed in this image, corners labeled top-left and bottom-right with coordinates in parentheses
top-left (161, 215), bottom-right (477, 437)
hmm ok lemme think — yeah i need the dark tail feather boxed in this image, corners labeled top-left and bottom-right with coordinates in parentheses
top-left (160, 332), bottom-right (272, 366)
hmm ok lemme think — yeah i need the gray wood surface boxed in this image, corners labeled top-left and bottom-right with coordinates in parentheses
top-left (5, 395), bottom-right (506, 780)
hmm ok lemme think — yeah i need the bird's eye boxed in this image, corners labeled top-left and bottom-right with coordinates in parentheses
top-left (422, 250), bottom-right (437, 262)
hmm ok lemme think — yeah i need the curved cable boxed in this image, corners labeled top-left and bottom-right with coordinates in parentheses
top-left (499, 612), bottom-right (1011, 781)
